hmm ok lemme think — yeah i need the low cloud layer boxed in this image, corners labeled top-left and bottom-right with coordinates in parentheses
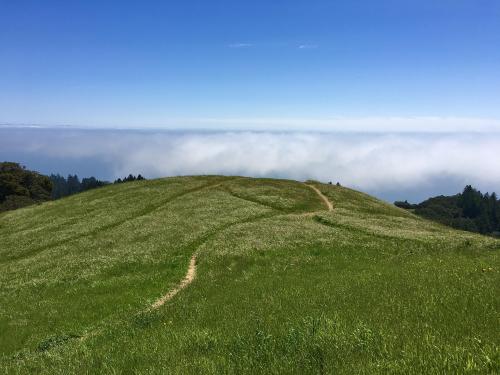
top-left (1, 128), bottom-right (499, 202)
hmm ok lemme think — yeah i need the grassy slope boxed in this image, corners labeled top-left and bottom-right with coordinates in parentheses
top-left (0, 177), bottom-right (498, 374)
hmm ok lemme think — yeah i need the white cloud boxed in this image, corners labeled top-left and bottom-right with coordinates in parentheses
top-left (114, 132), bottom-right (500, 191)
top-left (228, 43), bottom-right (253, 48)
top-left (3, 129), bottom-right (499, 201)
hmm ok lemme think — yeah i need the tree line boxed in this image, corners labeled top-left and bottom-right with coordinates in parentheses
top-left (395, 185), bottom-right (500, 235)
top-left (114, 174), bottom-right (145, 184)
top-left (50, 173), bottom-right (146, 199)
top-left (49, 174), bottom-right (145, 199)
top-left (1, 161), bottom-right (146, 212)
top-left (50, 174), bottom-right (109, 199)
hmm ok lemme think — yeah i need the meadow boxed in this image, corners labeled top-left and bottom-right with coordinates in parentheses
top-left (0, 176), bottom-right (498, 374)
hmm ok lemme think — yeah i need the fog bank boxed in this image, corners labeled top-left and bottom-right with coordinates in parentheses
top-left (1, 127), bottom-right (499, 202)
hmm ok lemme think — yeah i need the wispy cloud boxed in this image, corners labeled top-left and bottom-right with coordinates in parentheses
top-left (228, 43), bottom-right (253, 48)
top-left (227, 42), bottom-right (318, 50)
top-left (298, 44), bottom-right (318, 49)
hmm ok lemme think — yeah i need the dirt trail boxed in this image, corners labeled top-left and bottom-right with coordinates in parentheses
top-left (152, 182), bottom-right (333, 309)
top-left (150, 181), bottom-right (241, 309)
top-left (152, 254), bottom-right (197, 308)
top-left (306, 184), bottom-right (333, 211)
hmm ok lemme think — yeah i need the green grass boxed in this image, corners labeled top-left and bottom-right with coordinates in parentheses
top-left (0, 176), bottom-right (498, 374)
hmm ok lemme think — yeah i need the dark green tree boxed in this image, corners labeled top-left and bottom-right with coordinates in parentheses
top-left (459, 185), bottom-right (482, 218)
top-left (67, 175), bottom-right (81, 195)
top-left (488, 192), bottom-right (499, 230)
top-left (0, 162), bottom-right (53, 212)
top-left (81, 177), bottom-right (107, 191)
top-left (50, 174), bottom-right (69, 199)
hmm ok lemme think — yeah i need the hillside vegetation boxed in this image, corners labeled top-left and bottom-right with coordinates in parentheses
top-left (0, 162), bottom-right (52, 212)
top-left (0, 176), bottom-right (498, 374)
top-left (396, 185), bottom-right (500, 235)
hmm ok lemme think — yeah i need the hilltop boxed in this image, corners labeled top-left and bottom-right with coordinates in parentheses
top-left (0, 176), bottom-right (498, 374)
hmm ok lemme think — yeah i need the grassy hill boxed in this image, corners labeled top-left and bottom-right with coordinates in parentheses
top-left (0, 176), bottom-right (498, 374)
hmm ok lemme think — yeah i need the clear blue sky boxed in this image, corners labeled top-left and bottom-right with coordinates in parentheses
top-left (1, 0), bottom-right (499, 129)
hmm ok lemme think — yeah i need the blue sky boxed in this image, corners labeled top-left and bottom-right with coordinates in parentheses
top-left (2, 1), bottom-right (500, 200)
top-left (1, 0), bottom-right (500, 129)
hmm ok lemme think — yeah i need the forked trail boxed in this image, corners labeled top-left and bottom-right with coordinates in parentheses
top-left (151, 183), bottom-right (333, 309)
